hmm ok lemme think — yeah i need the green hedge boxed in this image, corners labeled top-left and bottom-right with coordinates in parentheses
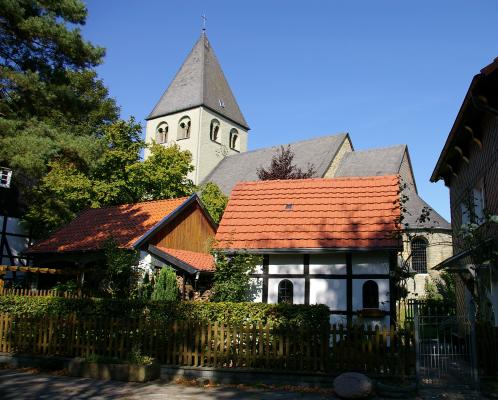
top-left (0, 296), bottom-right (330, 329)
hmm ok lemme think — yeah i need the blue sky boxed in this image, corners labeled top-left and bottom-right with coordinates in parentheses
top-left (82, 0), bottom-right (498, 221)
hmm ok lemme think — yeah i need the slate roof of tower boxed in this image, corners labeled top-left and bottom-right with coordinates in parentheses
top-left (215, 176), bottom-right (401, 251)
top-left (147, 32), bottom-right (248, 129)
top-left (202, 133), bottom-right (349, 195)
top-left (334, 145), bottom-right (451, 230)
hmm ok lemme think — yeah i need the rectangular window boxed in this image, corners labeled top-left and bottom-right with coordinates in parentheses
top-left (473, 181), bottom-right (485, 224)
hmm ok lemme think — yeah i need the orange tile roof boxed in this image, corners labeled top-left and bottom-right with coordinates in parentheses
top-left (155, 246), bottom-right (215, 272)
top-left (28, 197), bottom-right (190, 253)
top-left (215, 176), bottom-right (401, 250)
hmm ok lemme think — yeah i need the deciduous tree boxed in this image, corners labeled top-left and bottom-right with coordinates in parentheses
top-left (257, 145), bottom-right (316, 180)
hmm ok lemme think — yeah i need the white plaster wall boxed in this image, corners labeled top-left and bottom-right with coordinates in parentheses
top-left (330, 314), bottom-right (348, 326)
top-left (145, 107), bottom-right (248, 185)
top-left (309, 254), bottom-right (346, 274)
top-left (352, 252), bottom-right (389, 274)
top-left (268, 277), bottom-right (305, 304)
top-left (145, 109), bottom-right (202, 183)
top-left (352, 279), bottom-right (390, 311)
top-left (1, 216), bottom-right (30, 266)
top-left (353, 315), bottom-right (391, 330)
top-left (309, 279), bottom-right (347, 310)
top-left (197, 107), bottom-right (248, 184)
top-left (250, 277), bottom-right (263, 303)
top-left (268, 254), bottom-right (303, 275)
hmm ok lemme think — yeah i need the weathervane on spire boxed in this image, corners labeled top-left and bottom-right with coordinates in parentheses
top-left (201, 14), bottom-right (207, 33)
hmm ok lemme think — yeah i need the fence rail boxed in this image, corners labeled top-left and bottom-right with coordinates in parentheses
top-left (0, 288), bottom-right (81, 298)
top-left (0, 314), bottom-right (415, 376)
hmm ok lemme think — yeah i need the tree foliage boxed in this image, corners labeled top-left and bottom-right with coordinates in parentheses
top-left (424, 272), bottom-right (456, 305)
top-left (212, 250), bottom-right (262, 302)
top-left (23, 119), bottom-right (195, 236)
top-left (199, 182), bottom-right (228, 223)
top-left (0, 0), bottom-right (119, 205)
top-left (100, 238), bottom-right (139, 299)
top-left (257, 145), bottom-right (316, 180)
top-left (151, 267), bottom-right (178, 301)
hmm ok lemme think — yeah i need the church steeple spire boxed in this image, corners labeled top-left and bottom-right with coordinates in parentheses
top-left (146, 32), bottom-right (248, 129)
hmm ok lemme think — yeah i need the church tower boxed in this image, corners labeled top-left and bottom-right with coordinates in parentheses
top-left (145, 32), bottom-right (249, 185)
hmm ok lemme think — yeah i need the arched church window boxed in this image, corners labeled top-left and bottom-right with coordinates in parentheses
top-left (178, 116), bottom-right (191, 140)
top-left (229, 128), bottom-right (239, 150)
top-left (362, 280), bottom-right (379, 309)
top-left (210, 119), bottom-right (220, 142)
top-left (155, 122), bottom-right (168, 143)
top-left (278, 279), bottom-right (293, 304)
top-left (411, 237), bottom-right (428, 273)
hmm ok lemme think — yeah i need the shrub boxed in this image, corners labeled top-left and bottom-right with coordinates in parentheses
top-left (0, 296), bottom-right (330, 329)
top-left (151, 267), bottom-right (178, 301)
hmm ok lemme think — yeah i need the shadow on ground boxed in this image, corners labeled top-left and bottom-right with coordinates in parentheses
top-left (0, 369), bottom-right (330, 400)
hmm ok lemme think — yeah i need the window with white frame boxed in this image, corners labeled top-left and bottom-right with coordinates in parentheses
top-left (0, 167), bottom-right (12, 188)
top-left (210, 119), bottom-right (220, 142)
top-left (229, 128), bottom-right (239, 150)
top-left (178, 116), bottom-right (191, 140)
top-left (155, 122), bottom-right (168, 143)
top-left (277, 279), bottom-right (293, 304)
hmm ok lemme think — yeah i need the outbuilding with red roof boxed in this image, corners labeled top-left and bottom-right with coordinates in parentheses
top-left (215, 175), bottom-right (402, 326)
top-left (26, 194), bottom-right (217, 298)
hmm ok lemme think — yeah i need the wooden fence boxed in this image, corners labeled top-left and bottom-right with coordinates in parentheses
top-left (0, 314), bottom-right (415, 376)
top-left (0, 288), bottom-right (81, 298)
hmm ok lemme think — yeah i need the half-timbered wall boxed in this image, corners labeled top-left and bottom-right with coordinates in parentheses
top-left (251, 250), bottom-right (395, 327)
top-left (0, 215), bottom-right (31, 266)
top-left (150, 203), bottom-right (216, 253)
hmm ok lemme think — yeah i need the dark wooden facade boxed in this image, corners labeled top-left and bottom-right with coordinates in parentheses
top-left (150, 202), bottom-right (216, 253)
top-left (431, 58), bottom-right (498, 324)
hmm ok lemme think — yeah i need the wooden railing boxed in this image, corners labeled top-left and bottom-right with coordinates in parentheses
top-left (0, 313), bottom-right (415, 376)
top-left (0, 288), bottom-right (81, 298)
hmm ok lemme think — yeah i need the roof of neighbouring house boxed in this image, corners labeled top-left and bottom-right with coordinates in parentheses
top-left (215, 175), bottom-right (401, 251)
top-left (150, 245), bottom-right (215, 273)
top-left (27, 196), bottom-right (196, 254)
top-left (202, 133), bottom-right (350, 195)
top-left (146, 32), bottom-right (248, 129)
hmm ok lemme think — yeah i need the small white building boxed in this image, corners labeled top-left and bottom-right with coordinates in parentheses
top-left (215, 176), bottom-right (403, 326)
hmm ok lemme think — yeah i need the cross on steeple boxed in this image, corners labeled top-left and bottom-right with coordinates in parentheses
top-left (201, 14), bottom-right (207, 32)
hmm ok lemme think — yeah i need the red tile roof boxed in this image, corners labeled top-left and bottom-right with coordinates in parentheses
top-left (28, 197), bottom-right (190, 253)
top-left (215, 176), bottom-right (401, 250)
top-left (155, 246), bottom-right (215, 272)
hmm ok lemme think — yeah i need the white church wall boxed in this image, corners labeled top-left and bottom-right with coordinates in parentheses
top-left (197, 107), bottom-right (248, 184)
top-left (145, 108), bottom-right (202, 183)
top-left (145, 107), bottom-right (248, 185)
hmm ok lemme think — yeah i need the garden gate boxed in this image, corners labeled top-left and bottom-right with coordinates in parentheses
top-left (413, 301), bottom-right (479, 388)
